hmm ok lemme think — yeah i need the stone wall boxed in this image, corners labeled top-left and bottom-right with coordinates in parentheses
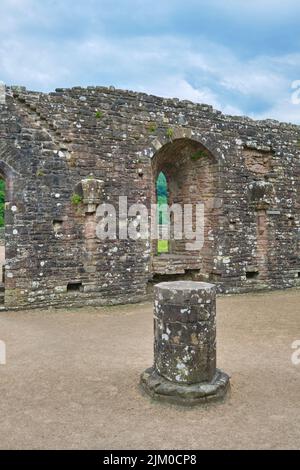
top-left (0, 84), bottom-right (299, 309)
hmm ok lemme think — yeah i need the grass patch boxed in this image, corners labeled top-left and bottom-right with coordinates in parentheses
top-left (190, 150), bottom-right (208, 161)
top-left (71, 193), bottom-right (83, 205)
top-left (36, 168), bottom-right (45, 177)
top-left (158, 239), bottom-right (169, 253)
top-left (166, 128), bottom-right (174, 139)
top-left (148, 122), bottom-right (157, 133)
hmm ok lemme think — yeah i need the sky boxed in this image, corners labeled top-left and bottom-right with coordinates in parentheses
top-left (1, 0), bottom-right (300, 123)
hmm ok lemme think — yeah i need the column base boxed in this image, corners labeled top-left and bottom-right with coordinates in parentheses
top-left (140, 367), bottom-right (230, 406)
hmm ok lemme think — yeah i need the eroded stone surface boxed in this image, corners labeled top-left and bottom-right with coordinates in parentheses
top-left (141, 367), bottom-right (230, 406)
top-left (0, 85), bottom-right (299, 309)
top-left (141, 281), bottom-right (230, 405)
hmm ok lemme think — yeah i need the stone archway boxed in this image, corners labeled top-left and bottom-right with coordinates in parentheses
top-left (150, 137), bottom-right (220, 282)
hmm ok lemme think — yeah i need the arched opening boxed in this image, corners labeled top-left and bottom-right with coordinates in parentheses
top-left (150, 138), bottom-right (220, 282)
top-left (156, 171), bottom-right (169, 254)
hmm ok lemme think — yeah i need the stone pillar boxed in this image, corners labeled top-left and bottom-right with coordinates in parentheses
top-left (141, 281), bottom-right (230, 405)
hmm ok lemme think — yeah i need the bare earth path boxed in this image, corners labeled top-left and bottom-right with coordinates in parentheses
top-left (0, 289), bottom-right (300, 449)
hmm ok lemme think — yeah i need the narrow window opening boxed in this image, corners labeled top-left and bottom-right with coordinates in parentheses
top-left (53, 219), bottom-right (63, 233)
top-left (67, 282), bottom-right (83, 292)
top-left (246, 271), bottom-right (259, 280)
top-left (156, 171), bottom-right (169, 254)
top-left (229, 220), bottom-right (237, 231)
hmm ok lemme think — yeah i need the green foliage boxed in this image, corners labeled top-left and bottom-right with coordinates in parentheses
top-left (148, 122), bottom-right (157, 133)
top-left (0, 179), bottom-right (5, 227)
top-left (156, 171), bottom-right (169, 227)
top-left (156, 172), bottom-right (168, 199)
top-left (156, 173), bottom-right (169, 253)
top-left (166, 128), bottom-right (174, 139)
top-left (95, 111), bottom-right (103, 119)
top-left (36, 168), bottom-right (45, 177)
top-left (190, 149), bottom-right (208, 161)
top-left (71, 193), bottom-right (83, 205)
top-left (157, 239), bottom-right (169, 253)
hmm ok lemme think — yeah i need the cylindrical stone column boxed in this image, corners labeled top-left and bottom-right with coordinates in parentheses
top-left (141, 281), bottom-right (230, 405)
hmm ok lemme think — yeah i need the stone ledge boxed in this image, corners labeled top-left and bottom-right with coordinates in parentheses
top-left (140, 367), bottom-right (230, 406)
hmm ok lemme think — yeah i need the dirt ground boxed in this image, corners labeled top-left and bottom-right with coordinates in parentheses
top-left (0, 289), bottom-right (300, 450)
top-left (0, 244), bottom-right (4, 281)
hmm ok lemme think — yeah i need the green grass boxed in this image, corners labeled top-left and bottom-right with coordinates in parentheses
top-left (166, 128), bottom-right (174, 139)
top-left (190, 149), bottom-right (208, 161)
top-left (158, 239), bottom-right (169, 253)
top-left (71, 193), bottom-right (83, 205)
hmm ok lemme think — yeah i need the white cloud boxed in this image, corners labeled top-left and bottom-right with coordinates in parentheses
top-left (254, 99), bottom-right (300, 124)
top-left (133, 76), bottom-right (242, 116)
top-left (0, 39), bottom-right (70, 87)
top-left (136, 76), bottom-right (218, 105)
top-left (0, 1), bottom-right (299, 123)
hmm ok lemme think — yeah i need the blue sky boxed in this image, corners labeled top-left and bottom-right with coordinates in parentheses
top-left (1, 0), bottom-right (300, 122)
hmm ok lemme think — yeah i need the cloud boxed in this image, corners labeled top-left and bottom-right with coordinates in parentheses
top-left (254, 98), bottom-right (300, 124)
top-left (0, 1), bottom-right (300, 123)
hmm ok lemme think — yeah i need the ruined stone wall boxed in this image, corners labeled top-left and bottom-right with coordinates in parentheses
top-left (0, 84), bottom-right (299, 309)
